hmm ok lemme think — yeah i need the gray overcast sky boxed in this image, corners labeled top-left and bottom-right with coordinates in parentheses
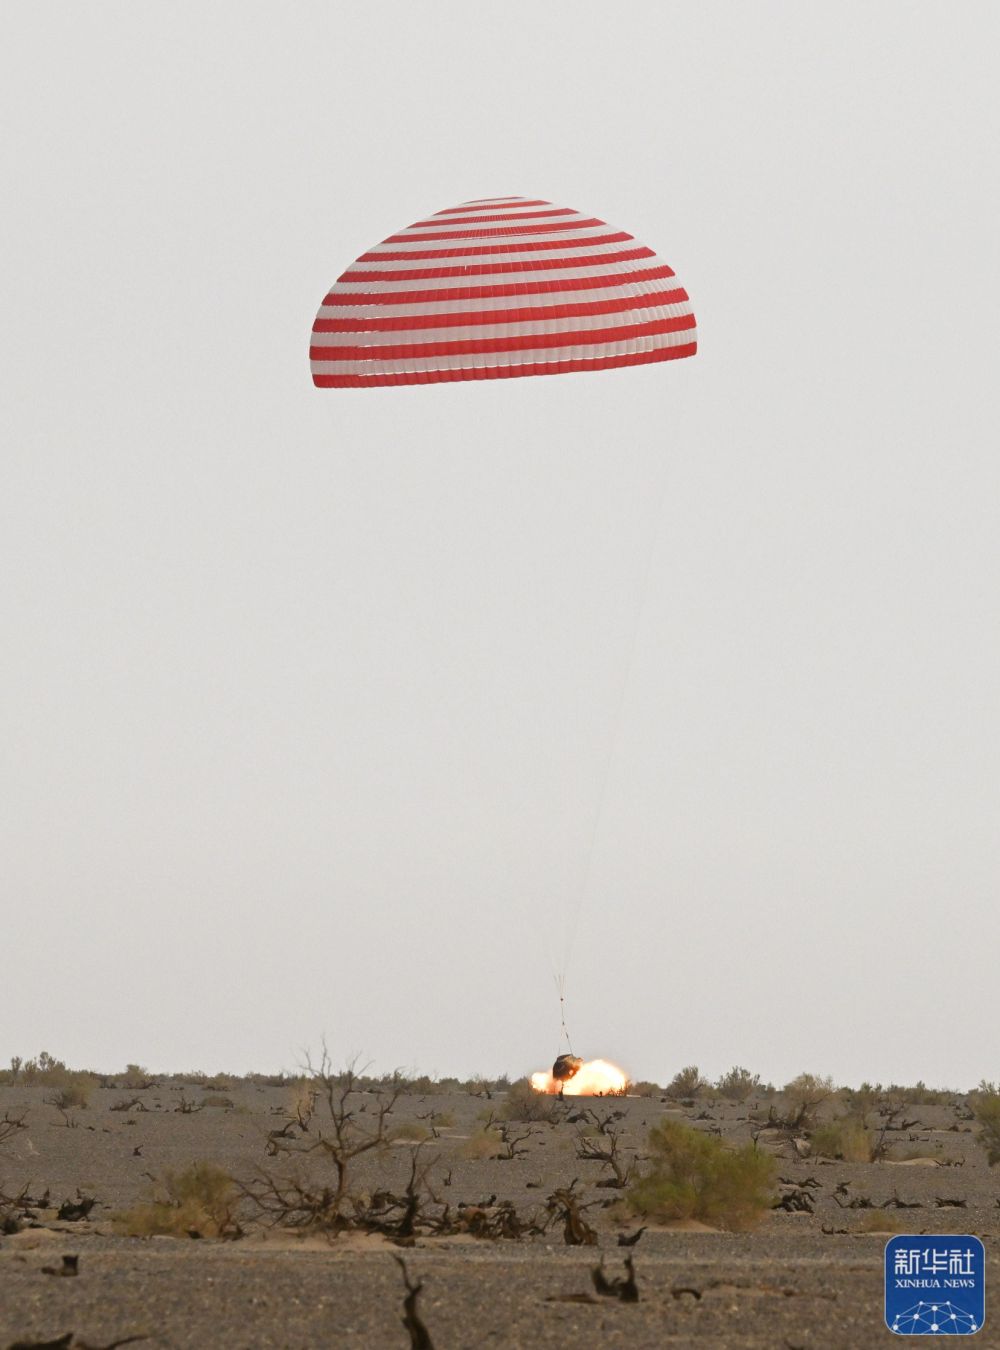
top-left (3, 2), bottom-right (998, 1088)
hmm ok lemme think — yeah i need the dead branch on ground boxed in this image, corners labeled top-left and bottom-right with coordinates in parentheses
top-left (592, 1254), bottom-right (639, 1302)
top-left (545, 1181), bottom-right (599, 1246)
top-left (395, 1256), bottom-right (435, 1350)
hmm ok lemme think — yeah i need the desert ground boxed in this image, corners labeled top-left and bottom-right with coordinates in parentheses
top-left (1, 1072), bottom-right (997, 1348)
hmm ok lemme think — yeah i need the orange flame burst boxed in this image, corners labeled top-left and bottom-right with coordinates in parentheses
top-left (530, 1058), bottom-right (629, 1096)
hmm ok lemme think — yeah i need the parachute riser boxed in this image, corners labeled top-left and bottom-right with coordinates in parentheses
top-left (556, 974), bottom-right (575, 1058)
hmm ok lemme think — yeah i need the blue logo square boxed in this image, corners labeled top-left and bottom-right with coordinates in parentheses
top-left (885, 1235), bottom-right (985, 1335)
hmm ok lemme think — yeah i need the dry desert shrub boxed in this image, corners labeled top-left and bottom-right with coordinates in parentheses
top-left (114, 1162), bottom-right (240, 1239)
top-left (16, 1050), bottom-right (66, 1084)
top-left (202, 1075), bottom-right (236, 1092)
top-left (841, 1080), bottom-right (953, 1116)
top-left (287, 1078), bottom-right (317, 1129)
top-left (839, 1082), bottom-right (882, 1117)
top-left (783, 1073), bottom-right (836, 1105)
top-left (811, 1116), bottom-right (873, 1162)
top-left (201, 1093), bottom-right (235, 1110)
top-left (11, 1051), bottom-right (97, 1103)
top-left (0, 1057), bottom-right (24, 1085)
top-left (387, 1121), bottom-right (432, 1143)
top-left (715, 1066), bottom-right (762, 1102)
top-left (973, 1086), bottom-right (1000, 1165)
top-left (810, 1086), bottom-right (920, 1163)
top-left (109, 1095), bottom-right (145, 1113)
top-left (461, 1128), bottom-right (503, 1159)
top-left (45, 1079), bottom-right (91, 1111)
top-left (463, 1074), bottom-right (509, 1098)
top-left (121, 1063), bottom-right (157, 1090)
top-left (626, 1120), bottom-right (776, 1231)
top-left (241, 1072), bottom-right (294, 1088)
top-left (501, 1079), bottom-right (556, 1123)
top-left (780, 1072), bottom-right (836, 1131)
top-left (884, 1081), bottom-right (953, 1106)
top-left (665, 1065), bottom-right (708, 1099)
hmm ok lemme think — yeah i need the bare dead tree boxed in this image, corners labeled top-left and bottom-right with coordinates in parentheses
top-left (573, 1109), bottom-right (635, 1187)
top-left (57, 1194), bottom-right (97, 1222)
top-left (493, 1123), bottom-right (535, 1161)
top-left (355, 1142), bottom-right (440, 1241)
top-left (240, 1052), bottom-right (405, 1231)
top-left (44, 1094), bottom-right (81, 1129)
top-left (754, 1099), bottom-right (816, 1137)
top-left (264, 1119), bottom-right (298, 1156)
top-left (291, 1085), bottom-right (317, 1132)
top-left (772, 1185), bottom-right (815, 1213)
top-left (869, 1104), bottom-right (907, 1162)
top-left (0, 1110), bottom-right (28, 1152)
top-left (306, 1053), bottom-right (404, 1207)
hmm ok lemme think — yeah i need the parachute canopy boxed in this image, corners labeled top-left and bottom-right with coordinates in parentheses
top-left (311, 196), bottom-right (697, 388)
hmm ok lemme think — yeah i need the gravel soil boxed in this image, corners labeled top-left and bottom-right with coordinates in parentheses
top-left (2, 1081), bottom-right (997, 1348)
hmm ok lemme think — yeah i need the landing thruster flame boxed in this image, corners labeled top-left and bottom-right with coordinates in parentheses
top-left (530, 1059), bottom-right (628, 1096)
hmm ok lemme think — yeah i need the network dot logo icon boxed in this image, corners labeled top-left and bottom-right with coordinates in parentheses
top-left (885, 1235), bottom-right (985, 1336)
top-left (891, 1301), bottom-right (978, 1335)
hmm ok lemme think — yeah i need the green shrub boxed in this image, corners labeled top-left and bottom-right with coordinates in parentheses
top-left (884, 1081), bottom-right (953, 1106)
top-left (781, 1073), bottom-right (837, 1130)
top-left (461, 1128), bottom-right (502, 1159)
top-left (626, 1120), bottom-right (775, 1231)
top-left (784, 1072), bottom-right (835, 1101)
top-left (114, 1162), bottom-right (239, 1238)
top-left (839, 1082), bottom-right (882, 1116)
top-left (665, 1066), bottom-right (707, 1099)
top-left (287, 1079), bottom-right (316, 1126)
top-left (386, 1121), bottom-right (430, 1143)
top-left (462, 1076), bottom-right (490, 1096)
top-left (46, 1078), bottom-right (91, 1111)
top-left (398, 1074), bottom-right (439, 1095)
top-left (715, 1066), bottom-right (761, 1102)
top-left (811, 1115), bottom-right (871, 1162)
top-left (630, 1081), bottom-right (662, 1098)
top-left (121, 1064), bottom-right (155, 1089)
top-left (0, 1056), bottom-right (23, 1086)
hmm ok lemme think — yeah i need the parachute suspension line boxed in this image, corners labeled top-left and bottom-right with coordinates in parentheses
top-left (555, 973), bottom-right (575, 1057)
top-left (557, 449), bottom-right (676, 994)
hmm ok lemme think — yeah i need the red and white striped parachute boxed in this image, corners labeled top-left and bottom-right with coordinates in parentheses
top-left (311, 196), bottom-right (697, 388)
